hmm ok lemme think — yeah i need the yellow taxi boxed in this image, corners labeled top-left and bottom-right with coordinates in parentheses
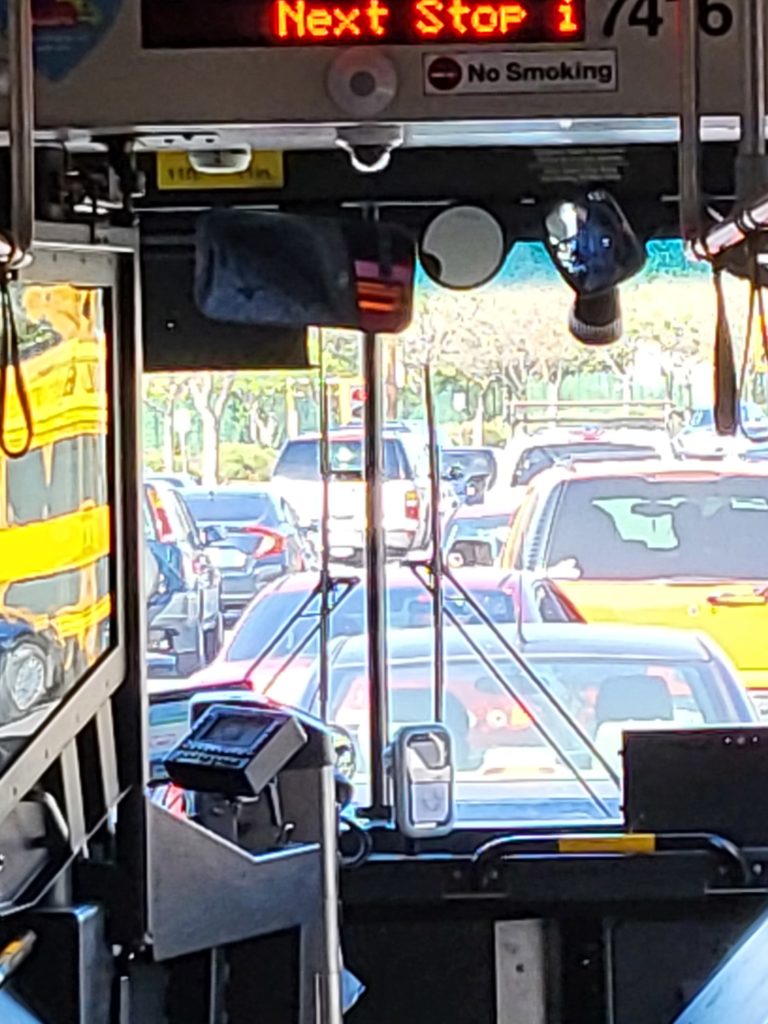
top-left (500, 459), bottom-right (768, 715)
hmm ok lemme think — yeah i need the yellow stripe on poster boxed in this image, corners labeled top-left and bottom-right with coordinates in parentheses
top-left (0, 506), bottom-right (110, 584)
top-left (156, 151), bottom-right (284, 190)
top-left (558, 834), bottom-right (657, 855)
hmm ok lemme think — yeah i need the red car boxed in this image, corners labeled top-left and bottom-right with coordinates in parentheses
top-left (187, 567), bottom-right (582, 685)
top-left (147, 568), bottom-right (582, 771)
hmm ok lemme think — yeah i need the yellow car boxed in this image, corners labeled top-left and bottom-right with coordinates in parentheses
top-left (500, 460), bottom-right (768, 715)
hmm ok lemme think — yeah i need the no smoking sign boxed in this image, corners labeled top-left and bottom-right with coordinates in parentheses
top-left (425, 55), bottom-right (464, 91)
top-left (423, 50), bottom-right (617, 95)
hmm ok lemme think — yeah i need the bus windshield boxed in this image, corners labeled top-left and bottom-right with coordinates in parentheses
top-left (144, 238), bottom-right (761, 826)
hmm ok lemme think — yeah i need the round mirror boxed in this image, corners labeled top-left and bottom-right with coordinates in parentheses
top-left (420, 206), bottom-right (506, 289)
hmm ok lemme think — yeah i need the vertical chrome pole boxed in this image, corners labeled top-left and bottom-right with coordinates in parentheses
top-left (363, 329), bottom-right (389, 817)
top-left (318, 333), bottom-right (331, 722)
top-left (737, 0), bottom-right (767, 198)
top-left (315, 762), bottom-right (344, 1024)
top-left (424, 365), bottom-right (444, 724)
top-left (678, 0), bottom-right (701, 241)
top-left (6, 0), bottom-right (35, 265)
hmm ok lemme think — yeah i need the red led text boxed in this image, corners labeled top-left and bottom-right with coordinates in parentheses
top-left (271, 0), bottom-right (581, 42)
top-left (274, 0), bottom-right (389, 39)
top-left (413, 0), bottom-right (526, 37)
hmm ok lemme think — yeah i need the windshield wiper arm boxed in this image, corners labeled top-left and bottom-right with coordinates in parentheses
top-left (412, 564), bottom-right (621, 817)
top-left (443, 611), bottom-right (615, 818)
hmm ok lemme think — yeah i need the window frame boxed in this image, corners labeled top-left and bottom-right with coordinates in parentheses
top-left (0, 241), bottom-right (132, 827)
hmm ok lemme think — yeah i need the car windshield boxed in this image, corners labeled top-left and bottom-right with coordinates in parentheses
top-left (227, 579), bottom-right (518, 663)
top-left (443, 450), bottom-right (496, 479)
top-left (545, 476), bottom-right (768, 580)
top-left (274, 438), bottom-right (405, 480)
top-left (514, 443), bottom-right (658, 485)
top-left (444, 514), bottom-right (511, 558)
top-left (184, 492), bottom-right (277, 525)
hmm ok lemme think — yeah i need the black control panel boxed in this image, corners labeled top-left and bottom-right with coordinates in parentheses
top-left (164, 704), bottom-right (308, 797)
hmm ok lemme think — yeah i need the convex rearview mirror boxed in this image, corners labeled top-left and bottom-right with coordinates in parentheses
top-left (544, 190), bottom-right (646, 346)
top-left (419, 205), bottom-right (507, 290)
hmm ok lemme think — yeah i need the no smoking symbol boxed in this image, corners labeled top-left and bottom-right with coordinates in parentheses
top-left (426, 56), bottom-right (463, 91)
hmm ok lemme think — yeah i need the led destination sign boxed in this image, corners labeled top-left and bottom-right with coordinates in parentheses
top-left (143, 0), bottom-right (584, 47)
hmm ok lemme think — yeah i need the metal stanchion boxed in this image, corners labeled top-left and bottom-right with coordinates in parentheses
top-left (363, 329), bottom-right (389, 817)
top-left (677, 0), bottom-right (701, 241)
top-left (424, 365), bottom-right (444, 724)
top-left (737, 0), bottom-right (767, 199)
top-left (318, 334), bottom-right (332, 723)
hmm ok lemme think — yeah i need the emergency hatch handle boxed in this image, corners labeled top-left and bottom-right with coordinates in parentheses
top-left (2, 0), bottom-right (35, 268)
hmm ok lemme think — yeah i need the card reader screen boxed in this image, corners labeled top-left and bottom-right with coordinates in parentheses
top-left (197, 714), bottom-right (273, 748)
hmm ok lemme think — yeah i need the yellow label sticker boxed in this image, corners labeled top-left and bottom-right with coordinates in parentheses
top-left (156, 151), bottom-right (284, 190)
top-left (558, 834), bottom-right (656, 855)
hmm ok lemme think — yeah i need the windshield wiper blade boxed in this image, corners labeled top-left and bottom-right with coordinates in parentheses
top-left (415, 564), bottom-right (622, 817)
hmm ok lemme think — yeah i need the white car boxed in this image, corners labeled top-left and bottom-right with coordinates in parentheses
top-left (272, 430), bottom-right (431, 563)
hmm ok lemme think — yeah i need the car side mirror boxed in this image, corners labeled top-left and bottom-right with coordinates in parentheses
top-left (548, 558), bottom-right (582, 581)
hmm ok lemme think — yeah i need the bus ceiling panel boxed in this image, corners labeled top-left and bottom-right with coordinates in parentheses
top-left (127, 116), bottom-right (752, 153)
top-left (137, 143), bottom-right (739, 204)
top-left (0, 0), bottom-right (752, 132)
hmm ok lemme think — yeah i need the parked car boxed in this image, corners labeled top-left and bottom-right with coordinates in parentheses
top-left (144, 481), bottom-right (223, 675)
top-left (271, 430), bottom-right (432, 563)
top-left (500, 460), bottom-right (768, 717)
top-left (444, 488), bottom-right (526, 567)
top-left (0, 612), bottom-right (66, 725)
top-left (180, 485), bottom-right (308, 625)
top-left (173, 568), bottom-right (584, 699)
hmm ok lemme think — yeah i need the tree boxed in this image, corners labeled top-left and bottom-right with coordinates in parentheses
top-left (187, 373), bottom-right (234, 485)
top-left (231, 374), bottom-right (291, 449)
top-left (144, 374), bottom-right (186, 470)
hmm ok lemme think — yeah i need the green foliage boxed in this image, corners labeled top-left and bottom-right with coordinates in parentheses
top-left (144, 449), bottom-right (165, 472)
top-left (218, 442), bottom-right (278, 482)
top-left (141, 240), bottom-right (718, 473)
top-left (482, 418), bottom-right (507, 447)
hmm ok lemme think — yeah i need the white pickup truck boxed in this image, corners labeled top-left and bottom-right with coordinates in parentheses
top-left (271, 430), bottom-right (430, 563)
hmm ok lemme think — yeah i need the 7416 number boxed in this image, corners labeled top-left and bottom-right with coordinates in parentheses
top-left (603, 0), bottom-right (733, 39)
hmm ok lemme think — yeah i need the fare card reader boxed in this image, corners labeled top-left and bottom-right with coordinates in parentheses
top-left (392, 725), bottom-right (455, 839)
top-left (155, 698), bottom-right (345, 1024)
top-left (163, 704), bottom-right (308, 799)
